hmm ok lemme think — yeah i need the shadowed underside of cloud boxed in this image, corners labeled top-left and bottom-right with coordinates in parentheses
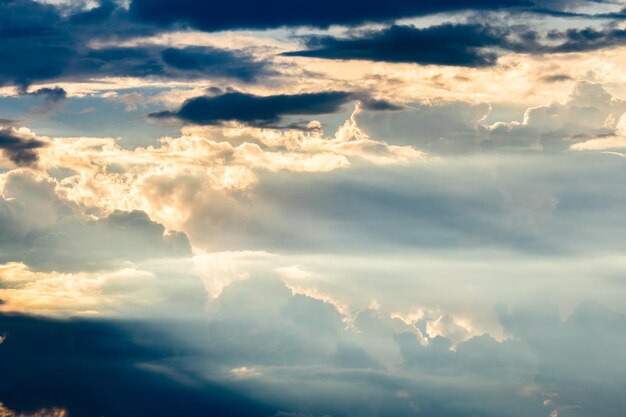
top-left (285, 22), bottom-right (626, 66)
top-left (0, 128), bottom-right (47, 166)
top-left (285, 24), bottom-right (503, 67)
top-left (547, 26), bottom-right (626, 53)
top-left (0, 0), bottom-right (272, 88)
top-left (0, 313), bottom-right (274, 417)
top-left (128, 0), bottom-right (530, 30)
top-left (150, 91), bottom-right (355, 126)
top-left (0, 42), bottom-right (271, 87)
top-left (3, 0), bottom-right (626, 89)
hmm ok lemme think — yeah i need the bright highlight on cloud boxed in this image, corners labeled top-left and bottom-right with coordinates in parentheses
top-left (2, 0), bottom-right (626, 416)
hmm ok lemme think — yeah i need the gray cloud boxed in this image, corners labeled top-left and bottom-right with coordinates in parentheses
top-left (150, 91), bottom-right (355, 127)
top-left (0, 128), bottom-right (47, 166)
top-left (0, 0), bottom-right (273, 89)
top-left (0, 170), bottom-right (191, 272)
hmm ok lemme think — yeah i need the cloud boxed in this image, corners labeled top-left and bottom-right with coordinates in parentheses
top-left (0, 127), bottom-right (48, 166)
top-left (284, 24), bottom-right (503, 67)
top-left (0, 402), bottom-right (66, 417)
top-left (499, 302), bottom-right (626, 416)
top-left (128, 0), bottom-right (531, 31)
top-left (539, 74), bottom-right (574, 83)
top-left (284, 22), bottom-right (626, 68)
top-left (77, 45), bottom-right (273, 83)
top-left (0, 117), bottom-right (423, 253)
top-left (483, 81), bottom-right (626, 152)
top-left (0, 0), bottom-right (272, 88)
top-left (149, 91), bottom-right (354, 127)
top-left (355, 81), bottom-right (626, 154)
top-left (24, 87), bottom-right (68, 114)
top-left (571, 112), bottom-right (626, 151)
top-left (355, 100), bottom-right (490, 154)
top-left (3, 275), bottom-right (626, 417)
top-left (0, 313), bottom-right (274, 417)
top-left (68, 0), bottom-right (116, 25)
top-left (547, 26), bottom-right (626, 53)
top-left (160, 47), bottom-right (272, 82)
top-left (0, 169), bottom-right (191, 272)
top-left (26, 87), bottom-right (67, 102)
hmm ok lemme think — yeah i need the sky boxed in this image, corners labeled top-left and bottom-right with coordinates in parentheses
top-left (1, 0), bottom-right (626, 416)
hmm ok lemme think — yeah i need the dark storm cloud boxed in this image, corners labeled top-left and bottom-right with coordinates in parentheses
top-left (285, 22), bottom-right (626, 66)
top-left (0, 128), bottom-right (46, 166)
top-left (150, 91), bottom-right (354, 126)
top-left (128, 0), bottom-right (531, 31)
top-left (284, 24), bottom-right (504, 67)
top-left (0, 0), bottom-right (272, 88)
top-left (547, 26), bottom-right (626, 52)
top-left (2, 0), bottom-right (626, 89)
top-left (71, 45), bottom-right (272, 83)
top-left (0, 313), bottom-right (274, 417)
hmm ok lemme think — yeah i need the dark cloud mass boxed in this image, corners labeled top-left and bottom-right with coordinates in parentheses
top-left (0, 314), bottom-right (274, 417)
top-left (285, 22), bottom-right (626, 66)
top-left (547, 26), bottom-right (626, 53)
top-left (129, 0), bottom-right (531, 30)
top-left (0, 128), bottom-right (47, 166)
top-left (0, 0), bottom-right (271, 88)
top-left (26, 87), bottom-right (67, 102)
top-left (285, 24), bottom-right (503, 67)
top-left (1, 0), bottom-right (626, 90)
top-left (150, 91), bottom-right (354, 126)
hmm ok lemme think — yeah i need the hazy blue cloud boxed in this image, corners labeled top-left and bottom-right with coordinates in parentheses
top-left (4, 276), bottom-right (624, 417)
top-left (0, 170), bottom-right (191, 272)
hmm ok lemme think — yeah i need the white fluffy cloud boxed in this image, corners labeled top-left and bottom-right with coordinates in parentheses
top-left (0, 108), bottom-right (424, 237)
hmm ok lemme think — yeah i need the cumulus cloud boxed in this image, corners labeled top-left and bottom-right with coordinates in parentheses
top-left (355, 81), bottom-right (626, 154)
top-left (483, 81), bottom-right (626, 151)
top-left (571, 112), bottom-right (626, 151)
top-left (0, 110), bottom-right (422, 237)
top-left (0, 169), bottom-right (191, 272)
